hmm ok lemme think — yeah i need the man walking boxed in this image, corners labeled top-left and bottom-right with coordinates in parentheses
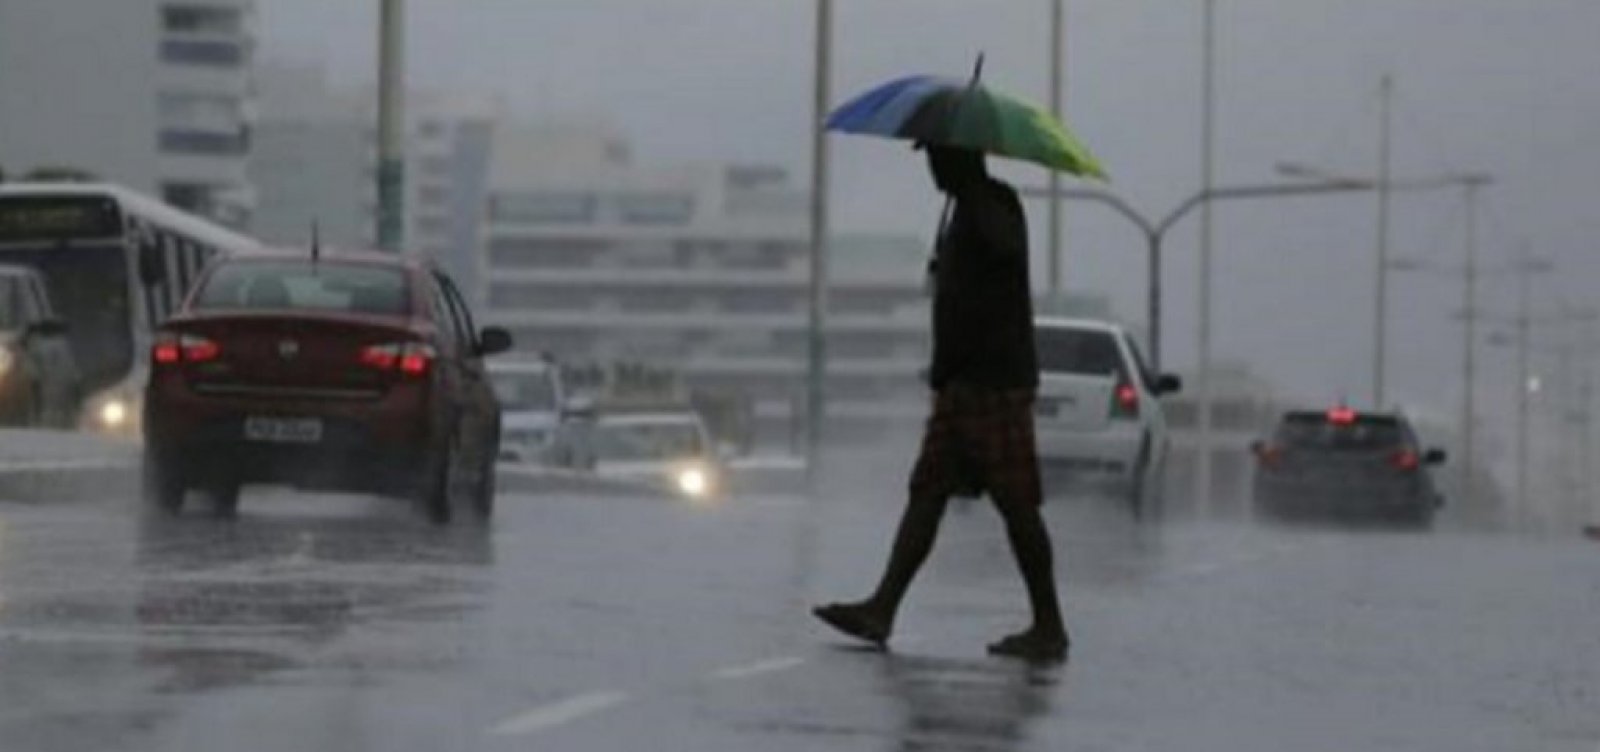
top-left (813, 144), bottom-right (1069, 663)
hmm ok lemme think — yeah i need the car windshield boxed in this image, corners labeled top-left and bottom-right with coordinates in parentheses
top-left (195, 261), bottom-right (409, 316)
top-left (491, 371), bottom-right (557, 411)
top-left (0, 274), bottom-right (25, 330)
top-left (592, 420), bottom-right (704, 462)
top-left (1035, 326), bottom-right (1124, 377)
top-left (1276, 413), bottom-right (1409, 452)
top-left (0, 244), bottom-right (131, 393)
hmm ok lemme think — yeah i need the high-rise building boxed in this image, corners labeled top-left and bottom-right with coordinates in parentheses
top-left (0, 0), bottom-right (257, 226)
top-left (480, 124), bottom-right (930, 444)
top-left (250, 64), bottom-right (497, 295)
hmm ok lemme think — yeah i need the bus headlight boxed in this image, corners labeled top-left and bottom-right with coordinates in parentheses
top-left (99, 399), bottom-right (129, 428)
top-left (677, 466), bottom-right (710, 498)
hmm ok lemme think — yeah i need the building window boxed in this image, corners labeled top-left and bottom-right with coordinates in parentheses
top-left (159, 129), bottom-right (248, 156)
top-left (162, 4), bottom-right (243, 34)
top-left (721, 290), bottom-right (796, 314)
top-left (158, 92), bottom-right (241, 131)
top-left (618, 290), bottom-right (693, 314)
top-left (161, 39), bottom-right (245, 67)
top-left (616, 193), bottom-right (694, 225)
top-left (488, 237), bottom-right (607, 268)
top-left (414, 215), bottom-right (450, 237)
top-left (490, 192), bottom-right (597, 224)
top-left (416, 185), bottom-right (450, 205)
top-left (161, 182), bottom-right (216, 216)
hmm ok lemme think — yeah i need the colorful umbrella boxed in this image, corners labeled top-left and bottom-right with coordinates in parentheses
top-left (826, 73), bottom-right (1107, 180)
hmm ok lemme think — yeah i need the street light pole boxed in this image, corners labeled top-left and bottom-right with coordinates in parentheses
top-left (376, 0), bottom-right (406, 252)
top-left (1373, 74), bottom-right (1394, 408)
top-left (1046, 0), bottom-right (1065, 299)
top-left (1459, 178), bottom-right (1485, 506)
top-left (1515, 256), bottom-right (1532, 521)
top-left (1018, 179), bottom-right (1380, 376)
top-left (805, 0), bottom-right (833, 493)
top-left (1196, 0), bottom-right (1219, 514)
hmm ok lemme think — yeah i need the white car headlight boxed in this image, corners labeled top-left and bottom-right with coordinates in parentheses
top-left (677, 467), bottom-right (710, 498)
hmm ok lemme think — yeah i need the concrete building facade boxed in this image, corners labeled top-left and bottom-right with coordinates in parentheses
top-left (0, 0), bottom-right (257, 226)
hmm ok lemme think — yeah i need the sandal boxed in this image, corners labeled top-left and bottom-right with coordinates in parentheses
top-left (812, 603), bottom-right (891, 647)
top-left (987, 630), bottom-right (1069, 663)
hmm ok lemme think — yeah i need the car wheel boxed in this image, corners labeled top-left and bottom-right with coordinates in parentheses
top-left (416, 435), bottom-right (459, 526)
top-left (1126, 437), bottom-right (1152, 520)
top-left (142, 451), bottom-right (186, 516)
top-left (208, 480), bottom-right (241, 519)
top-left (471, 448), bottom-right (496, 521)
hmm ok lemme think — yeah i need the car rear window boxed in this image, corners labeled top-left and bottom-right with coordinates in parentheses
top-left (1275, 411), bottom-right (1409, 451)
top-left (194, 261), bottom-right (410, 316)
top-left (1036, 326), bottom-right (1124, 376)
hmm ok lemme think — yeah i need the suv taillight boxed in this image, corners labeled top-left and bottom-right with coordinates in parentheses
top-left (361, 342), bottom-right (435, 377)
top-left (1111, 382), bottom-right (1140, 420)
top-left (1255, 443), bottom-right (1284, 468)
top-left (1390, 449), bottom-right (1420, 472)
top-left (152, 333), bottom-right (220, 366)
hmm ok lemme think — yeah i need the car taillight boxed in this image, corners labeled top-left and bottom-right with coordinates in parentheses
top-left (1391, 449), bottom-right (1420, 472)
top-left (152, 334), bottom-right (219, 365)
top-left (1255, 443), bottom-right (1284, 468)
top-left (361, 342), bottom-right (435, 377)
top-left (1111, 382), bottom-right (1139, 419)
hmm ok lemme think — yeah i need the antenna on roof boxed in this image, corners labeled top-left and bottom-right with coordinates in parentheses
top-left (310, 220), bottom-right (321, 265)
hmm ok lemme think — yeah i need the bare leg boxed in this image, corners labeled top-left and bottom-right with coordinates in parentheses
top-left (994, 501), bottom-right (1067, 640)
top-left (862, 490), bottom-right (952, 624)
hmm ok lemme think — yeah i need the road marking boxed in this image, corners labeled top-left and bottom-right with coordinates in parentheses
top-left (488, 691), bottom-right (629, 736)
top-left (0, 459), bottom-right (135, 473)
top-left (710, 656), bottom-right (805, 680)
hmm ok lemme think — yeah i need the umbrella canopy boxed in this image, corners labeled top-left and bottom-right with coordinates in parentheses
top-left (826, 74), bottom-right (1106, 180)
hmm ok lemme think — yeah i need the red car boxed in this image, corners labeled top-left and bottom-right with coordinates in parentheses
top-left (142, 251), bottom-right (510, 524)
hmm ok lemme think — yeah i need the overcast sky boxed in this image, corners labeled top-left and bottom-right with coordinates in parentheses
top-left (259, 0), bottom-right (1600, 449)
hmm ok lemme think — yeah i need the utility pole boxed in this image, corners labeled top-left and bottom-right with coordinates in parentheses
top-left (1373, 75), bottom-right (1394, 408)
top-left (1459, 178), bottom-right (1486, 507)
top-left (1196, 0), bottom-right (1218, 514)
top-left (1046, 0), bottom-right (1065, 300)
top-left (805, 0), bottom-right (833, 492)
top-left (1514, 254), bottom-right (1532, 522)
top-left (376, 0), bottom-right (405, 252)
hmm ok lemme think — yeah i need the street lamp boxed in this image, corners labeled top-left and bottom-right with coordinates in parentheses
top-left (1019, 178), bottom-right (1381, 510)
top-left (805, 0), bottom-right (833, 493)
top-left (376, 0), bottom-right (406, 252)
top-left (1275, 161), bottom-right (1493, 409)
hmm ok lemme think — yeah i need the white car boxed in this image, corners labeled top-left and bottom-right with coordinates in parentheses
top-left (585, 411), bottom-right (725, 502)
top-left (1032, 317), bottom-right (1182, 516)
top-left (488, 359), bottom-right (568, 465)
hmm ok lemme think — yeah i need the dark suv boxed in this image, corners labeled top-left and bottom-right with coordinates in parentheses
top-left (143, 251), bottom-right (511, 524)
top-left (1250, 407), bottom-right (1446, 527)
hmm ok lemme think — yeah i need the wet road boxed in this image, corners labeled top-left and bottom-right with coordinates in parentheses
top-left (0, 455), bottom-right (1596, 751)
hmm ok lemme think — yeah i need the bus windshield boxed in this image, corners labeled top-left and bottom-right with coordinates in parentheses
top-left (0, 244), bottom-right (132, 392)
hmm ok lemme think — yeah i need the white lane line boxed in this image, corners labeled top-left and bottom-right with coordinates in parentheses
top-left (487, 690), bottom-right (629, 737)
top-left (0, 459), bottom-right (135, 473)
top-left (710, 656), bottom-right (805, 681)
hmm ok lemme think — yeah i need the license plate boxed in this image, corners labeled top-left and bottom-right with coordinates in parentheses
top-left (243, 416), bottom-right (324, 444)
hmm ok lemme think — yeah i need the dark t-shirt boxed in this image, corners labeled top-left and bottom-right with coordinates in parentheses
top-left (928, 178), bottom-right (1039, 391)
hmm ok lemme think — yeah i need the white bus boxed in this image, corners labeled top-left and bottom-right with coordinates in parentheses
top-left (0, 183), bottom-right (260, 433)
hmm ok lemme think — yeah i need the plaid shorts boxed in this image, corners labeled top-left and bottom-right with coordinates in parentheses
top-left (908, 385), bottom-right (1042, 510)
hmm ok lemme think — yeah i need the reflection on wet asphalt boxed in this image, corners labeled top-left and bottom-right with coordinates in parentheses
top-left (0, 466), bottom-right (1597, 751)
